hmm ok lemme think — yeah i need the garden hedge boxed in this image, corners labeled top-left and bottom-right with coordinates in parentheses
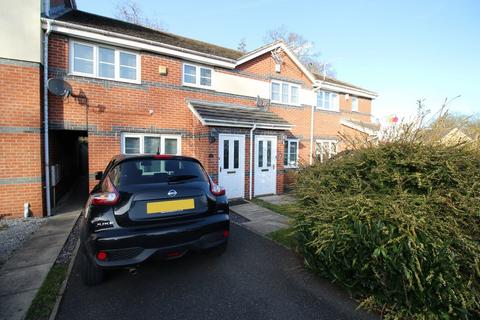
top-left (294, 141), bottom-right (480, 319)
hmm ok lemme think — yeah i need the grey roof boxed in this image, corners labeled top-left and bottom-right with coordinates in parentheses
top-left (56, 10), bottom-right (243, 60)
top-left (189, 101), bottom-right (293, 130)
top-left (345, 118), bottom-right (381, 132)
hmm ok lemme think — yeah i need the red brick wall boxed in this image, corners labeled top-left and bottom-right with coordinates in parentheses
top-left (47, 34), bottom-right (373, 200)
top-left (0, 60), bottom-right (43, 217)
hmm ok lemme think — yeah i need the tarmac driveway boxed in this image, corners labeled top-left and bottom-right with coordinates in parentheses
top-left (56, 224), bottom-right (376, 320)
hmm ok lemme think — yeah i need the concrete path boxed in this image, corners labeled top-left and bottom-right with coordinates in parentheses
top-left (258, 194), bottom-right (295, 206)
top-left (0, 211), bottom-right (80, 320)
top-left (230, 202), bottom-right (289, 235)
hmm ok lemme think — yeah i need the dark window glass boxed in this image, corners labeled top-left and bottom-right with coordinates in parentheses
top-left (258, 140), bottom-right (263, 167)
top-left (233, 140), bottom-right (239, 169)
top-left (284, 142), bottom-right (288, 165)
top-left (267, 140), bottom-right (272, 167)
top-left (223, 140), bottom-right (229, 169)
top-left (112, 159), bottom-right (208, 187)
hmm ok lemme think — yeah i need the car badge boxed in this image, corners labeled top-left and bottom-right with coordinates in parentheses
top-left (167, 189), bottom-right (177, 197)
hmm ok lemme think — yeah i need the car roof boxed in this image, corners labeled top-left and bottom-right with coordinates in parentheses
top-left (110, 154), bottom-right (200, 163)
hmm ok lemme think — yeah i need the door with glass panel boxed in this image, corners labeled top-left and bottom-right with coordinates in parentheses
top-left (218, 134), bottom-right (245, 199)
top-left (254, 135), bottom-right (277, 196)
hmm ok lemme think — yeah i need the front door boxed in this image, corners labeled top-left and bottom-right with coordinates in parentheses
top-left (254, 135), bottom-right (277, 196)
top-left (218, 134), bottom-right (245, 199)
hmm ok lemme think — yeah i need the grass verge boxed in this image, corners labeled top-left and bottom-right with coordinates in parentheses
top-left (251, 198), bottom-right (297, 218)
top-left (25, 264), bottom-right (68, 320)
top-left (267, 227), bottom-right (296, 249)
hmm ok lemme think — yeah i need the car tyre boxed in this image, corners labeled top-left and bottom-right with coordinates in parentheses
top-left (206, 242), bottom-right (228, 257)
top-left (79, 244), bottom-right (104, 286)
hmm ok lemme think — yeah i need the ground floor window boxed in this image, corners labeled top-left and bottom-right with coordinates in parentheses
top-left (284, 139), bottom-right (299, 167)
top-left (315, 140), bottom-right (337, 162)
top-left (121, 133), bottom-right (181, 155)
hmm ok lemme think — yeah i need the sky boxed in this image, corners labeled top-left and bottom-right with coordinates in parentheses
top-left (76, 0), bottom-right (480, 122)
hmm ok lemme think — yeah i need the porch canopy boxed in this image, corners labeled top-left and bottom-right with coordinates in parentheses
top-left (188, 101), bottom-right (294, 130)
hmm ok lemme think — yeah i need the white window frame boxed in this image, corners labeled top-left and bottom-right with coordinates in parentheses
top-left (270, 80), bottom-right (301, 106)
top-left (182, 63), bottom-right (214, 89)
top-left (69, 40), bottom-right (141, 84)
top-left (121, 133), bottom-right (182, 155)
top-left (284, 139), bottom-right (299, 168)
top-left (316, 90), bottom-right (340, 111)
top-left (315, 139), bottom-right (338, 162)
top-left (351, 96), bottom-right (359, 112)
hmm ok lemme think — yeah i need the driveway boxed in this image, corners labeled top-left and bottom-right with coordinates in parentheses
top-left (56, 224), bottom-right (376, 320)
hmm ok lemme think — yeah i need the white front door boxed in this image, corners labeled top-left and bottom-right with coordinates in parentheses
top-left (254, 135), bottom-right (277, 196)
top-left (218, 134), bottom-right (245, 199)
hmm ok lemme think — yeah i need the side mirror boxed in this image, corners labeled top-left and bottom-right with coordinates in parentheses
top-left (94, 171), bottom-right (103, 181)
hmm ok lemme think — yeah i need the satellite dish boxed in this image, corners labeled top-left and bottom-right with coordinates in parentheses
top-left (47, 78), bottom-right (72, 97)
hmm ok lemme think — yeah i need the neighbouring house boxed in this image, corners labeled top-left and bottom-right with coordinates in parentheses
top-left (0, 0), bottom-right (378, 218)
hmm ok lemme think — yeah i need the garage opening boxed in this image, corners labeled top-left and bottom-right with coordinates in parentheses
top-left (49, 130), bottom-right (89, 214)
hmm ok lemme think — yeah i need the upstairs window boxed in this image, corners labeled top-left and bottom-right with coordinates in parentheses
top-left (351, 96), bottom-right (359, 112)
top-left (271, 80), bottom-right (301, 106)
top-left (183, 63), bottom-right (213, 88)
top-left (284, 139), bottom-right (299, 167)
top-left (70, 40), bottom-right (140, 83)
top-left (316, 91), bottom-right (339, 111)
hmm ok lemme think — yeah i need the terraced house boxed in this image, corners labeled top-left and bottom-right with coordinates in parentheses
top-left (0, 0), bottom-right (378, 218)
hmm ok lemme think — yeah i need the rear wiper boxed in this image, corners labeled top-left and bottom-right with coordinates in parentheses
top-left (168, 175), bottom-right (198, 183)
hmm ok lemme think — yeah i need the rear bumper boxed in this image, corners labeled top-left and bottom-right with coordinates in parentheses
top-left (81, 214), bottom-right (229, 268)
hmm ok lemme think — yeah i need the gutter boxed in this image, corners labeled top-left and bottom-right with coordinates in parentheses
top-left (248, 124), bottom-right (257, 200)
top-left (43, 20), bottom-right (52, 217)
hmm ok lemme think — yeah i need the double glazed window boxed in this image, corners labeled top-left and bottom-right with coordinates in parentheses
top-left (316, 140), bottom-right (338, 162)
top-left (183, 63), bottom-right (213, 88)
top-left (223, 139), bottom-right (240, 170)
top-left (284, 139), bottom-right (299, 167)
top-left (351, 96), bottom-right (359, 112)
top-left (122, 133), bottom-right (181, 155)
top-left (316, 91), bottom-right (339, 111)
top-left (71, 41), bottom-right (140, 82)
top-left (271, 81), bottom-right (300, 105)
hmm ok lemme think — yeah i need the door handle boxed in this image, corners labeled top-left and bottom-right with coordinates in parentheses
top-left (219, 167), bottom-right (222, 172)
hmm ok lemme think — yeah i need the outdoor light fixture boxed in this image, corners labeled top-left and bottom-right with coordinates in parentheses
top-left (209, 128), bottom-right (217, 143)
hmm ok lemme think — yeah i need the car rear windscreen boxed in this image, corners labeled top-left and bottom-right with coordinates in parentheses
top-left (109, 159), bottom-right (209, 187)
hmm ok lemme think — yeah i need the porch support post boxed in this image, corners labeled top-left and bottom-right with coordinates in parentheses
top-left (248, 124), bottom-right (257, 200)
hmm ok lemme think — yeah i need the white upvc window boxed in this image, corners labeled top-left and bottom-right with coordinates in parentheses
top-left (284, 139), bottom-right (299, 168)
top-left (351, 96), bottom-right (359, 112)
top-left (315, 140), bottom-right (338, 162)
top-left (121, 133), bottom-right (182, 155)
top-left (270, 80), bottom-right (301, 106)
top-left (70, 40), bottom-right (140, 83)
top-left (316, 90), bottom-right (339, 111)
top-left (182, 63), bottom-right (213, 88)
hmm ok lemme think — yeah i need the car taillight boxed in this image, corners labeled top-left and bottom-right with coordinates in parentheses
top-left (91, 177), bottom-right (120, 206)
top-left (209, 177), bottom-right (225, 196)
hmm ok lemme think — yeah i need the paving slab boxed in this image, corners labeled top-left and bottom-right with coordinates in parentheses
top-left (258, 194), bottom-right (295, 205)
top-left (230, 202), bottom-right (289, 235)
top-left (0, 211), bottom-right (80, 320)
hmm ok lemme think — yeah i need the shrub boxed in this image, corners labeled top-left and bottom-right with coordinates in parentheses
top-left (294, 141), bottom-right (480, 319)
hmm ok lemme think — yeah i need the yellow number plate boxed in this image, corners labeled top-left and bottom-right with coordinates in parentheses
top-left (146, 199), bottom-right (195, 214)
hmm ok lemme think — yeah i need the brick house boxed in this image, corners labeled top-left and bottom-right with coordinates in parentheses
top-left (0, 0), bottom-right (377, 218)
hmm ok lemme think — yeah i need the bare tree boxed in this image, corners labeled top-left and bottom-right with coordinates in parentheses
top-left (115, 0), bottom-right (166, 31)
top-left (264, 25), bottom-right (335, 77)
top-left (237, 38), bottom-right (247, 53)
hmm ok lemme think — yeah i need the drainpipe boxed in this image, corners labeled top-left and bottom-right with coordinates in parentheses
top-left (309, 104), bottom-right (314, 165)
top-left (310, 82), bottom-right (323, 164)
top-left (248, 124), bottom-right (257, 200)
top-left (43, 20), bottom-right (52, 216)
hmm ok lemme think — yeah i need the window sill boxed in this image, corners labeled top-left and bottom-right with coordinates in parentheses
top-left (69, 72), bottom-right (141, 85)
top-left (182, 82), bottom-right (215, 91)
top-left (284, 165), bottom-right (299, 169)
top-left (271, 101), bottom-right (302, 107)
top-left (315, 107), bottom-right (340, 113)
